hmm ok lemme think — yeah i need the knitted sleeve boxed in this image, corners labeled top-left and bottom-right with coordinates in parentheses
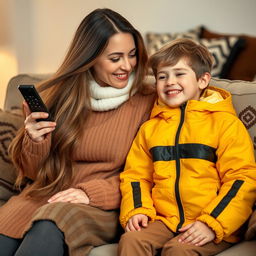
top-left (76, 174), bottom-right (121, 210)
top-left (20, 132), bottom-right (51, 180)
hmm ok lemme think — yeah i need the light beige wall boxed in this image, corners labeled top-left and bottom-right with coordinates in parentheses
top-left (0, 0), bottom-right (17, 108)
top-left (24, 0), bottom-right (256, 75)
top-left (0, 0), bottom-right (256, 108)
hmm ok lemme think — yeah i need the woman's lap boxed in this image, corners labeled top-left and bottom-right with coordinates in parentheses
top-left (31, 202), bottom-right (120, 256)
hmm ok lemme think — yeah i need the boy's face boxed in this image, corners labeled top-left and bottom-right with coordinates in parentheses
top-left (156, 58), bottom-right (209, 108)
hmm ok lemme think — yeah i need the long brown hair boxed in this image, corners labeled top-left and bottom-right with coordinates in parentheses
top-left (9, 8), bottom-right (148, 198)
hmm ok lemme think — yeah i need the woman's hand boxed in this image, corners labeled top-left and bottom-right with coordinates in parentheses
top-left (125, 214), bottom-right (148, 232)
top-left (23, 101), bottom-right (56, 142)
top-left (48, 188), bottom-right (90, 204)
top-left (178, 220), bottom-right (215, 246)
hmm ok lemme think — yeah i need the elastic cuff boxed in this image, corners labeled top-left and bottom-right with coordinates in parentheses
top-left (120, 207), bottom-right (156, 229)
top-left (76, 180), bottom-right (105, 207)
top-left (23, 131), bottom-right (51, 155)
top-left (197, 214), bottom-right (224, 243)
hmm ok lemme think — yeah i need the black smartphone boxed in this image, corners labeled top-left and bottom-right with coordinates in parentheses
top-left (18, 84), bottom-right (53, 122)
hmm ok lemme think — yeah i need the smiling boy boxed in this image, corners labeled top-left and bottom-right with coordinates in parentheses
top-left (118, 38), bottom-right (256, 256)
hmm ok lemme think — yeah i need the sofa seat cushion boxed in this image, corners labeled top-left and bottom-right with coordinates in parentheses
top-left (87, 241), bottom-right (256, 256)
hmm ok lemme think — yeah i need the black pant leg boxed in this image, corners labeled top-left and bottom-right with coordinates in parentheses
top-left (15, 220), bottom-right (67, 256)
top-left (0, 234), bottom-right (21, 256)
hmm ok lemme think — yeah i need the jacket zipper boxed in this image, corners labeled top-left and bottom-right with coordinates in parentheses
top-left (175, 103), bottom-right (186, 232)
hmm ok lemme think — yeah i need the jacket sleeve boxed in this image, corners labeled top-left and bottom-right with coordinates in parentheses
top-left (19, 132), bottom-right (52, 180)
top-left (197, 118), bottom-right (256, 243)
top-left (119, 125), bottom-right (156, 228)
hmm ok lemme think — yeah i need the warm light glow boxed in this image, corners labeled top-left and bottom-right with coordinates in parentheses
top-left (0, 50), bottom-right (18, 109)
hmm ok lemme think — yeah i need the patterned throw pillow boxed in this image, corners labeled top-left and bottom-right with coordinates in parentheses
top-left (200, 37), bottom-right (245, 78)
top-left (146, 28), bottom-right (245, 78)
top-left (0, 110), bottom-right (24, 206)
top-left (201, 26), bottom-right (256, 81)
top-left (146, 26), bottom-right (202, 56)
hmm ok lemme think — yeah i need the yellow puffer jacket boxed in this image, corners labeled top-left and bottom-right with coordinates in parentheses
top-left (120, 86), bottom-right (256, 243)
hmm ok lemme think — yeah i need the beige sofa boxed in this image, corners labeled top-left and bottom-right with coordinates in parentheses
top-left (0, 74), bottom-right (256, 255)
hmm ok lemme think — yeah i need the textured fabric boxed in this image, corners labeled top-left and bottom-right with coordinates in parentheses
top-left (120, 86), bottom-right (256, 243)
top-left (89, 74), bottom-right (136, 111)
top-left (118, 220), bottom-right (232, 256)
top-left (0, 110), bottom-right (24, 206)
top-left (0, 91), bottom-right (155, 256)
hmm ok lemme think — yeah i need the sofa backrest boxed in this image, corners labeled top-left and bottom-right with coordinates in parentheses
top-left (4, 74), bottom-right (256, 158)
top-left (0, 74), bottom-right (255, 206)
top-left (4, 73), bottom-right (51, 112)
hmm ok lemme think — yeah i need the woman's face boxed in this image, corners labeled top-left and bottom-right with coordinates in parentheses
top-left (92, 32), bottom-right (137, 88)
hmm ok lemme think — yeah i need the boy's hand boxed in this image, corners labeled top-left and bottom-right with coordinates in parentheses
top-left (125, 214), bottom-right (148, 232)
top-left (178, 221), bottom-right (215, 246)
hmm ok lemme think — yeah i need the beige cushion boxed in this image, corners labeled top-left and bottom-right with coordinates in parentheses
top-left (210, 77), bottom-right (256, 159)
top-left (216, 241), bottom-right (256, 255)
top-left (0, 110), bottom-right (24, 206)
top-left (88, 244), bottom-right (118, 256)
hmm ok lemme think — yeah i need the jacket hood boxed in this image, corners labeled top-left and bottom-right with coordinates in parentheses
top-left (150, 86), bottom-right (237, 120)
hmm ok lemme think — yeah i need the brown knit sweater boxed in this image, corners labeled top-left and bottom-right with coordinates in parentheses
top-left (0, 91), bottom-right (155, 240)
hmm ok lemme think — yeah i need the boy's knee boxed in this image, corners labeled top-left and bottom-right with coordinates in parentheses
top-left (162, 238), bottom-right (190, 255)
top-left (118, 231), bottom-right (154, 255)
top-left (119, 231), bottom-right (142, 246)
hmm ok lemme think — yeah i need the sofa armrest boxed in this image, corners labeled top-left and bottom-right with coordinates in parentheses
top-left (4, 73), bottom-right (51, 112)
top-left (0, 110), bottom-right (24, 205)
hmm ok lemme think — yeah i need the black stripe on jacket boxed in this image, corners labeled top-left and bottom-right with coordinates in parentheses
top-left (210, 180), bottom-right (244, 218)
top-left (131, 182), bottom-right (142, 208)
top-left (150, 143), bottom-right (217, 163)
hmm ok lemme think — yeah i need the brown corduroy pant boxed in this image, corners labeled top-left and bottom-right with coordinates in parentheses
top-left (118, 220), bottom-right (232, 256)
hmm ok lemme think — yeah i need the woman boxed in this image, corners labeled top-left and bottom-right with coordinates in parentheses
top-left (0, 8), bottom-right (155, 256)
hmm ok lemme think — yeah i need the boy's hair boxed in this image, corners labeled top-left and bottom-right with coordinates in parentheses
top-left (149, 38), bottom-right (214, 79)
